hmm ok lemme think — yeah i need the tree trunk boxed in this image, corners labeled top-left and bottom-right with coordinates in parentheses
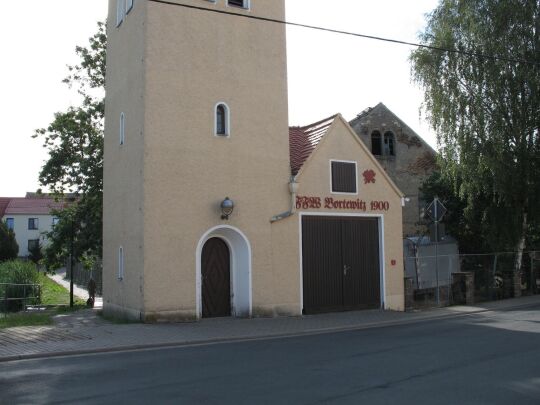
top-left (513, 212), bottom-right (528, 298)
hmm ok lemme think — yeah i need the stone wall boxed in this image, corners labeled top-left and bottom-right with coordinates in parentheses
top-left (350, 103), bottom-right (437, 236)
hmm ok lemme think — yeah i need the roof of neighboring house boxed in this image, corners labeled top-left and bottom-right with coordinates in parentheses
top-left (2, 197), bottom-right (66, 216)
top-left (0, 198), bottom-right (11, 217)
top-left (289, 114), bottom-right (337, 175)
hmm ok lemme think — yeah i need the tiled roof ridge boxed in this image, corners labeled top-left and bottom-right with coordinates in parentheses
top-left (1, 197), bottom-right (67, 216)
top-left (298, 113), bottom-right (338, 131)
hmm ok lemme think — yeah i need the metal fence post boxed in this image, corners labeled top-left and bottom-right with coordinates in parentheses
top-left (530, 253), bottom-right (535, 295)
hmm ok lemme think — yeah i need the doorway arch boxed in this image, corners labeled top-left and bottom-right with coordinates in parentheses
top-left (196, 225), bottom-right (252, 319)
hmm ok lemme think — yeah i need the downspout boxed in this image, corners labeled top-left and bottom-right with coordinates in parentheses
top-left (271, 176), bottom-right (298, 222)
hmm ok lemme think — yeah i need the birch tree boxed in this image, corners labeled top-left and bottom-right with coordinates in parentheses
top-left (411, 0), bottom-right (540, 291)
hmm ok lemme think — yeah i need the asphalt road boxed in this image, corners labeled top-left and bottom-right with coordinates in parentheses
top-left (2, 305), bottom-right (540, 404)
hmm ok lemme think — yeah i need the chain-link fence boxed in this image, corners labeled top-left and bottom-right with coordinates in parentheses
top-left (404, 251), bottom-right (540, 310)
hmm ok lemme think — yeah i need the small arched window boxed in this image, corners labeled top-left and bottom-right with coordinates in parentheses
top-left (215, 103), bottom-right (230, 136)
top-left (119, 112), bottom-right (125, 145)
top-left (384, 131), bottom-right (395, 156)
top-left (371, 131), bottom-right (382, 155)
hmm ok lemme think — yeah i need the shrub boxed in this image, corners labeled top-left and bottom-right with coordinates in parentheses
top-left (0, 222), bottom-right (18, 262)
top-left (0, 260), bottom-right (40, 312)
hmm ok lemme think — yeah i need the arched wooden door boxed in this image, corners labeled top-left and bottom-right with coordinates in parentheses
top-left (202, 238), bottom-right (231, 318)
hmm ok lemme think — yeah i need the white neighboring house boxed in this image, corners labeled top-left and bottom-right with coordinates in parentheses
top-left (0, 195), bottom-right (65, 257)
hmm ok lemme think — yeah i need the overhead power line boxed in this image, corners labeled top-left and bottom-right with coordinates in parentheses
top-left (146, 0), bottom-right (539, 66)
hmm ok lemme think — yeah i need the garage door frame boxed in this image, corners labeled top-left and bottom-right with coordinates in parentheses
top-left (298, 212), bottom-right (386, 313)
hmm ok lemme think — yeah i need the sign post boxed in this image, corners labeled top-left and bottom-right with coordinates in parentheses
top-left (426, 197), bottom-right (447, 306)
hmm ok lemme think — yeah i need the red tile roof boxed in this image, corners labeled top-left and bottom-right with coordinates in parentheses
top-left (289, 114), bottom-right (337, 175)
top-left (0, 198), bottom-right (11, 217)
top-left (2, 197), bottom-right (66, 215)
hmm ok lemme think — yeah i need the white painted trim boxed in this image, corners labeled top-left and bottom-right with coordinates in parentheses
top-left (119, 112), bottom-right (125, 145)
top-left (126, 0), bottom-right (134, 14)
top-left (298, 211), bottom-right (386, 313)
top-left (379, 216), bottom-right (386, 309)
top-left (329, 159), bottom-right (359, 196)
top-left (116, 0), bottom-right (125, 27)
top-left (118, 246), bottom-right (124, 281)
top-left (298, 216), bottom-right (304, 314)
top-left (214, 102), bottom-right (231, 138)
top-left (196, 225), bottom-right (252, 319)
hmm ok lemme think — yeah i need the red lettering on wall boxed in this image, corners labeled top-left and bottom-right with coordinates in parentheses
top-left (297, 196), bottom-right (387, 212)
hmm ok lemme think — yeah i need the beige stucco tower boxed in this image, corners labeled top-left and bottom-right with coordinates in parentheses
top-left (103, 0), bottom-right (293, 321)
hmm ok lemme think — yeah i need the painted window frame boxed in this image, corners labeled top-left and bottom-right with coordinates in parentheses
top-left (329, 159), bottom-right (359, 195)
top-left (116, 0), bottom-right (125, 27)
top-left (119, 112), bottom-right (125, 145)
top-left (5, 218), bottom-right (14, 230)
top-left (28, 218), bottom-right (39, 230)
top-left (126, 0), bottom-right (134, 14)
top-left (28, 239), bottom-right (40, 252)
top-left (118, 246), bottom-right (124, 280)
top-left (214, 102), bottom-right (231, 137)
top-left (227, 0), bottom-right (250, 10)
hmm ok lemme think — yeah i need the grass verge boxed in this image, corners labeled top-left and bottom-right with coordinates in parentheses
top-left (0, 274), bottom-right (88, 329)
top-left (0, 312), bottom-right (53, 329)
top-left (38, 273), bottom-right (86, 306)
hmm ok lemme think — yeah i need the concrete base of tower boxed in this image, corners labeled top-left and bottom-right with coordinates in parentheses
top-left (102, 302), bottom-right (144, 322)
top-left (252, 304), bottom-right (302, 318)
top-left (141, 309), bottom-right (198, 323)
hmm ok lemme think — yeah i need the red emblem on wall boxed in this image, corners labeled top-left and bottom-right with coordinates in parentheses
top-left (363, 170), bottom-right (376, 184)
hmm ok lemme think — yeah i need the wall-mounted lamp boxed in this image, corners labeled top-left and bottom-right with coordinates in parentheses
top-left (220, 197), bottom-right (234, 220)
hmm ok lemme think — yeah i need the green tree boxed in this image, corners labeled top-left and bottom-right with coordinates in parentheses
top-left (33, 22), bottom-right (106, 270)
top-left (420, 171), bottom-right (489, 254)
top-left (0, 222), bottom-right (19, 262)
top-left (411, 1), bottom-right (540, 283)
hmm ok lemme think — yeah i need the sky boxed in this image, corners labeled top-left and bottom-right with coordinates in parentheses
top-left (0, 0), bottom-right (439, 197)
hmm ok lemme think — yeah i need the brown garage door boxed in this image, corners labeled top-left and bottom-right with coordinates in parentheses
top-left (302, 216), bottom-right (381, 314)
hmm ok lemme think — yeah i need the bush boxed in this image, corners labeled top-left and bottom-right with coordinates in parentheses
top-left (0, 260), bottom-right (40, 312)
top-left (0, 222), bottom-right (18, 262)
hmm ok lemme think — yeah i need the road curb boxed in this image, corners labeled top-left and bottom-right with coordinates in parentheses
top-left (1, 298), bottom-right (538, 363)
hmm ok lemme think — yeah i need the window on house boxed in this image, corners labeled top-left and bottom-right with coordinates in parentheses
top-left (215, 103), bottom-right (229, 136)
top-left (116, 0), bottom-right (125, 27)
top-left (5, 218), bottom-right (14, 230)
top-left (228, 0), bottom-right (249, 8)
top-left (126, 0), bottom-right (134, 14)
top-left (371, 131), bottom-right (382, 156)
top-left (384, 131), bottom-right (395, 156)
top-left (52, 217), bottom-right (59, 227)
top-left (28, 239), bottom-right (40, 252)
top-left (331, 161), bottom-right (357, 194)
top-left (118, 246), bottom-right (124, 280)
top-left (28, 218), bottom-right (39, 230)
top-left (120, 112), bottom-right (125, 145)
